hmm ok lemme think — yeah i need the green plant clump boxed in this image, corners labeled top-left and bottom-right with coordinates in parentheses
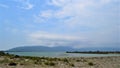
top-left (44, 61), bottom-right (55, 66)
top-left (88, 62), bottom-right (94, 66)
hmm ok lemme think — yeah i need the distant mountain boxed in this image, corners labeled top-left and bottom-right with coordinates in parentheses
top-left (7, 46), bottom-right (75, 52)
top-left (7, 46), bottom-right (120, 52)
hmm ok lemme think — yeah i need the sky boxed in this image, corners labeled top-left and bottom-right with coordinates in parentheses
top-left (0, 0), bottom-right (120, 50)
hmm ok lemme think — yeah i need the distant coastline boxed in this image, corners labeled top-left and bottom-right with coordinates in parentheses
top-left (66, 51), bottom-right (120, 54)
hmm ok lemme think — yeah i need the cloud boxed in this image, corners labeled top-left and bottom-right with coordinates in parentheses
top-left (34, 0), bottom-right (118, 24)
top-left (48, 0), bottom-right (71, 7)
top-left (40, 10), bottom-right (53, 18)
top-left (32, 0), bottom-right (119, 47)
top-left (0, 4), bottom-right (9, 8)
top-left (14, 0), bottom-right (34, 10)
top-left (27, 31), bottom-right (88, 47)
top-left (20, 2), bottom-right (33, 10)
top-left (33, 10), bottom-right (54, 23)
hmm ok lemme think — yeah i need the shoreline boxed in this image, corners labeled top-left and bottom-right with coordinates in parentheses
top-left (5, 51), bottom-right (120, 58)
top-left (0, 51), bottom-right (120, 68)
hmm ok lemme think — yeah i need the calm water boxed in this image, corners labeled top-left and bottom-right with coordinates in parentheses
top-left (7, 52), bottom-right (120, 57)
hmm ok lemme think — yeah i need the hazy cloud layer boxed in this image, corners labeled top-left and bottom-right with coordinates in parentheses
top-left (27, 31), bottom-right (88, 47)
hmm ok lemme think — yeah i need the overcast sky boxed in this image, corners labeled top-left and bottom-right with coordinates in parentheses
top-left (0, 0), bottom-right (119, 50)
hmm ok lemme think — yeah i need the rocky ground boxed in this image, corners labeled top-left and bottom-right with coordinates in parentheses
top-left (0, 54), bottom-right (120, 68)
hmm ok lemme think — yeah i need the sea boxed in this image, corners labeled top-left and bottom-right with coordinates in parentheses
top-left (7, 52), bottom-right (120, 57)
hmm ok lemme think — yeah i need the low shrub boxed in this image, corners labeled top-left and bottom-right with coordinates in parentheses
top-left (8, 62), bottom-right (17, 66)
top-left (76, 59), bottom-right (81, 62)
top-left (49, 62), bottom-right (55, 66)
top-left (88, 62), bottom-right (94, 66)
top-left (14, 55), bottom-right (20, 58)
top-left (0, 51), bottom-right (5, 56)
top-left (44, 61), bottom-right (55, 66)
top-left (70, 63), bottom-right (74, 67)
top-left (63, 58), bottom-right (69, 63)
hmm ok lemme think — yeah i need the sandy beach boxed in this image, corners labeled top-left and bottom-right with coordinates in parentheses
top-left (0, 54), bottom-right (120, 68)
